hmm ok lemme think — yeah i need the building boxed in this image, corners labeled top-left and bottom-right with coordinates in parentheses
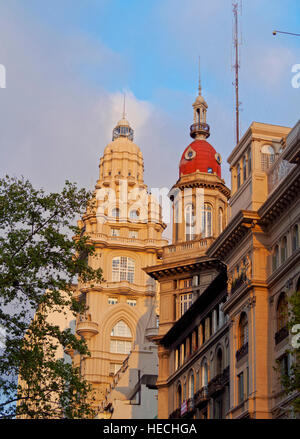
top-left (71, 114), bottom-right (168, 418)
top-left (207, 119), bottom-right (300, 418)
top-left (145, 80), bottom-right (231, 418)
top-left (145, 79), bottom-right (300, 418)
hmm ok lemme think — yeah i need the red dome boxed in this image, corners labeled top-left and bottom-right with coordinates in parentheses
top-left (179, 139), bottom-right (221, 178)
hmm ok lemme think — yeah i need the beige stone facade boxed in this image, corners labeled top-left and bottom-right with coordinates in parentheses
top-left (71, 116), bottom-right (167, 417)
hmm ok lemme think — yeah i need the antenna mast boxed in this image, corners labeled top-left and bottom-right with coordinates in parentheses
top-left (233, 1), bottom-right (241, 145)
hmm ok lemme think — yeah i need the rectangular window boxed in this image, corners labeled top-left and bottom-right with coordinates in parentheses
top-left (110, 340), bottom-right (131, 354)
top-left (111, 228), bottom-right (120, 237)
top-left (110, 363), bottom-right (121, 375)
top-left (183, 278), bottom-right (193, 288)
top-left (129, 230), bottom-right (138, 239)
top-left (108, 297), bottom-right (118, 305)
top-left (127, 299), bottom-right (136, 307)
top-left (180, 293), bottom-right (193, 316)
top-left (238, 372), bottom-right (244, 404)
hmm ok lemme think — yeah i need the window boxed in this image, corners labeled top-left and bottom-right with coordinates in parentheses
top-left (219, 208), bottom-right (223, 234)
top-left (111, 228), bottom-right (120, 237)
top-left (129, 230), bottom-right (138, 239)
top-left (272, 245), bottom-right (279, 271)
top-left (185, 204), bottom-right (195, 241)
top-left (238, 372), bottom-right (244, 404)
top-left (188, 372), bottom-right (194, 398)
top-left (180, 293), bottom-right (193, 316)
top-left (111, 320), bottom-right (132, 337)
top-left (214, 398), bottom-right (222, 419)
top-left (110, 363), bottom-right (121, 375)
top-left (292, 225), bottom-right (299, 252)
top-left (243, 156), bottom-right (247, 181)
top-left (111, 208), bottom-right (120, 218)
top-left (129, 210), bottom-right (139, 220)
top-left (112, 256), bottom-right (135, 283)
top-left (279, 354), bottom-right (291, 389)
top-left (216, 348), bottom-right (223, 376)
top-left (110, 320), bottom-right (132, 354)
top-left (261, 144), bottom-right (275, 171)
top-left (177, 383), bottom-right (182, 408)
top-left (248, 148), bottom-right (252, 174)
top-left (183, 278), bottom-right (193, 288)
top-left (277, 293), bottom-right (288, 331)
top-left (127, 299), bottom-right (136, 307)
top-left (237, 164), bottom-right (241, 188)
top-left (202, 203), bottom-right (212, 237)
top-left (110, 340), bottom-right (132, 354)
top-left (108, 297), bottom-right (118, 305)
top-left (202, 360), bottom-right (208, 387)
top-left (239, 313), bottom-right (248, 348)
top-left (281, 236), bottom-right (287, 264)
top-left (175, 202), bottom-right (179, 242)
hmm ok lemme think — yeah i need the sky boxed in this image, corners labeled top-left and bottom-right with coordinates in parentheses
top-left (0, 0), bottom-right (299, 227)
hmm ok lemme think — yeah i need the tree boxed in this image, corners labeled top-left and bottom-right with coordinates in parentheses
top-left (279, 290), bottom-right (300, 416)
top-left (0, 175), bottom-right (103, 419)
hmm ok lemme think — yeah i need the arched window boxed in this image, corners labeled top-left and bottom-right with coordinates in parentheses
top-left (185, 204), bottom-right (195, 241)
top-left (239, 312), bottom-right (248, 348)
top-left (111, 207), bottom-right (120, 218)
top-left (110, 320), bottom-right (132, 354)
top-left (219, 208), bottom-right (223, 234)
top-left (129, 210), bottom-right (139, 220)
top-left (112, 256), bottom-right (135, 283)
top-left (202, 203), bottom-right (212, 237)
top-left (202, 359), bottom-right (208, 387)
top-left (243, 156), bottom-right (247, 181)
top-left (177, 383), bottom-right (182, 408)
top-left (277, 293), bottom-right (288, 331)
top-left (237, 164), bottom-right (241, 188)
top-left (261, 145), bottom-right (275, 171)
top-left (281, 236), bottom-right (287, 264)
top-left (188, 372), bottom-right (194, 398)
top-left (292, 225), bottom-right (299, 252)
top-left (216, 348), bottom-right (223, 376)
top-left (273, 245), bottom-right (279, 272)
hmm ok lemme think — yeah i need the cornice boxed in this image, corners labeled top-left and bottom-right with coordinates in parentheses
top-left (206, 210), bottom-right (260, 261)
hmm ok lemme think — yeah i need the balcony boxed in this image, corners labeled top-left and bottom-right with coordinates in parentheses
top-left (190, 122), bottom-right (210, 139)
top-left (163, 237), bottom-right (214, 260)
top-left (194, 386), bottom-right (209, 407)
top-left (275, 326), bottom-right (289, 345)
top-left (76, 315), bottom-right (99, 340)
top-left (236, 342), bottom-right (248, 362)
top-left (207, 366), bottom-right (230, 397)
top-left (231, 271), bottom-right (247, 294)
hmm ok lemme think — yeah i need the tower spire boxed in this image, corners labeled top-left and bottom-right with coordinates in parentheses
top-left (198, 56), bottom-right (202, 96)
top-left (122, 92), bottom-right (126, 119)
top-left (190, 58), bottom-right (210, 139)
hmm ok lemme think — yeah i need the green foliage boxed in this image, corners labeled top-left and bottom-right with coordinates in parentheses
top-left (278, 290), bottom-right (300, 416)
top-left (0, 176), bottom-right (103, 418)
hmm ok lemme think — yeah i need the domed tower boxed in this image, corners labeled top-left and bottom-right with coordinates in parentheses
top-left (74, 108), bottom-right (168, 414)
top-left (170, 74), bottom-right (230, 247)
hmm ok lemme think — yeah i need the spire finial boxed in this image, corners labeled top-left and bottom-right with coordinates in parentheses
top-left (198, 56), bottom-right (202, 96)
top-left (122, 92), bottom-right (126, 119)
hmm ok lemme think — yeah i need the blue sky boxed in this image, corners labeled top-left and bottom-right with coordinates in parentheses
top-left (0, 0), bottom-right (299, 198)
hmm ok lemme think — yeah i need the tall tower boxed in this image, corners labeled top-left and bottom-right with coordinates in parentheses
top-left (145, 73), bottom-right (230, 418)
top-left (73, 112), bottom-right (168, 414)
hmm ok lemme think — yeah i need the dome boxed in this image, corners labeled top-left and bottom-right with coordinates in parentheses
top-left (179, 139), bottom-right (222, 178)
top-left (117, 117), bottom-right (130, 127)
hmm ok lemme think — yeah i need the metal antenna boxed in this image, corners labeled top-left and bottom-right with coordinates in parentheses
top-left (198, 56), bottom-right (202, 95)
top-left (122, 92), bottom-right (126, 119)
top-left (232, 1), bottom-right (241, 145)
